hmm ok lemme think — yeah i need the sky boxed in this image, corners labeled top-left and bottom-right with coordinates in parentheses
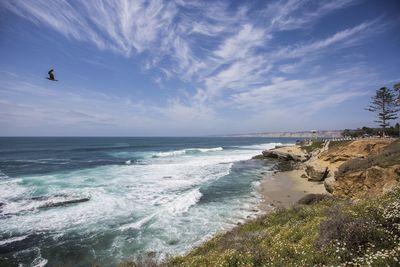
top-left (0, 0), bottom-right (399, 136)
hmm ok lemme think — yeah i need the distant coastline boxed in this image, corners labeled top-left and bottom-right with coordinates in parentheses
top-left (225, 130), bottom-right (342, 138)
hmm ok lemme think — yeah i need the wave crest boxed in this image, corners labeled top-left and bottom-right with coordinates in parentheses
top-left (153, 147), bottom-right (223, 158)
top-left (167, 188), bottom-right (202, 215)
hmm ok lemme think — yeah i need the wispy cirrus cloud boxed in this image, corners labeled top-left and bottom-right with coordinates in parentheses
top-left (228, 64), bottom-right (375, 114)
top-left (273, 20), bottom-right (380, 60)
top-left (1, 0), bottom-right (393, 135)
top-left (3, 0), bottom-right (364, 81)
top-left (263, 0), bottom-right (357, 31)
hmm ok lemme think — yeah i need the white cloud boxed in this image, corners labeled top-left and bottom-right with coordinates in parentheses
top-left (273, 20), bottom-right (377, 60)
top-left (204, 56), bottom-right (271, 98)
top-left (3, 0), bottom-right (369, 85)
top-left (4, 0), bottom-right (176, 56)
top-left (1, 0), bottom-right (389, 135)
top-left (228, 65), bottom-right (373, 115)
top-left (263, 0), bottom-right (356, 31)
top-left (0, 79), bottom-right (225, 136)
top-left (214, 24), bottom-right (267, 61)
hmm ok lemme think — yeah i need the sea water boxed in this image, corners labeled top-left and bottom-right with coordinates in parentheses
top-left (0, 137), bottom-right (296, 266)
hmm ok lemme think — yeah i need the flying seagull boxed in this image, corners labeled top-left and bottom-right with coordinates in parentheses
top-left (46, 69), bottom-right (58, 81)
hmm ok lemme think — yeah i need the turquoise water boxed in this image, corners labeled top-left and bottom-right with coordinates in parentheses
top-left (0, 137), bottom-right (296, 266)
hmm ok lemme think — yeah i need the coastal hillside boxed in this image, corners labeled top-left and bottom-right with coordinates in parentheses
top-left (303, 139), bottom-right (398, 199)
top-left (333, 140), bottom-right (400, 199)
top-left (166, 188), bottom-right (400, 267)
top-left (261, 138), bottom-right (399, 200)
top-left (126, 139), bottom-right (400, 267)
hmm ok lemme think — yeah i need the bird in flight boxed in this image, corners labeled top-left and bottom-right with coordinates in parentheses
top-left (46, 69), bottom-right (58, 81)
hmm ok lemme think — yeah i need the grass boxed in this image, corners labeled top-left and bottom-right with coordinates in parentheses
top-left (118, 189), bottom-right (400, 267)
top-left (300, 141), bottom-right (324, 154)
top-left (161, 187), bottom-right (400, 267)
top-left (327, 140), bottom-right (353, 151)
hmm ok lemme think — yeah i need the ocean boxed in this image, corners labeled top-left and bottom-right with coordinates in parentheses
top-left (0, 137), bottom-right (297, 266)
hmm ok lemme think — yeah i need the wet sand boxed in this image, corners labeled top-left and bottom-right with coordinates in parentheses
top-left (258, 169), bottom-right (326, 211)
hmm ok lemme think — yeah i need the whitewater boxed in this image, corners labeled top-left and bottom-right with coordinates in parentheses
top-left (0, 137), bottom-right (296, 266)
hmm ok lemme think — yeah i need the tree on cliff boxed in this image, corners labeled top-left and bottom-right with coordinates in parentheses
top-left (394, 82), bottom-right (400, 93)
top-left (394, 82), bottom-right (400, 136)
top-left (366, 87), bottom-right (400, 136)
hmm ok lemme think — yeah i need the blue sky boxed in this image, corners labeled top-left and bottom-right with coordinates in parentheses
top-left (0, 0), bottom-right (399, 136)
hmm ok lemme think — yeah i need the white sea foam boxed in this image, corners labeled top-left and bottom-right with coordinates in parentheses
top-left (0, 170), bottom-right (10, 179)
top-left (112, 146), bottom-right (229, 160)
top-left (0, 235), bottom-right (28, 246)
top-left (154, 149), bottom-right (187, 157)
top-left (166, 188), bottom-right (202, 215)
top-left (119, 215), bottom-right (155, 230)
top-left (193, 147), bottom-right (223, 153)
top-left (0, 179), bottom-right (28, 202)
top-left (31, 256), bottom-right (48, 267)
top-left (153, 147), bottom-right (223, 158)
top-left (1, 140), bottom-right (286, 265)
top-left (238, 142), bottom-right (284, 150)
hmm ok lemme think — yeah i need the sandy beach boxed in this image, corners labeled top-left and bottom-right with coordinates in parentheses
top-left (258, 169), bottom-right (326, 211)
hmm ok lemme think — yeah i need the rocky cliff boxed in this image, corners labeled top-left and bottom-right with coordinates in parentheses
top-left (258, 138), bottom-right (400, 199)
top-left (333, 140), bottom-right (400, 199)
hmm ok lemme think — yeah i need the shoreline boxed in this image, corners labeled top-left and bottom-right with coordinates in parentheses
top-left (159, 138), bottom-right (400, 266)
top-left (257, 169), bottom-right (326, 211)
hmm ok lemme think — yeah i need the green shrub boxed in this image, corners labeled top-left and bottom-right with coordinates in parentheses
top-left (121, 188), bottom-right (400, 267)
top-left (297, 193), bottom-right (331, 205)
top-left (316, 206), bottom-right (388, 255)
top-left (300, 141), bottom-right (324, 154)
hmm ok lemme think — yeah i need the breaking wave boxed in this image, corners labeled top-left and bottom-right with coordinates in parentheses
top-left (166, 188), bottom-right (203, 215)
top-left (153, 147), bottom-right (223, 158)
top-left (0, 137), bottom-right (295, 266)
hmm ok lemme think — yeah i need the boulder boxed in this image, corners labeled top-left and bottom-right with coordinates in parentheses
top-left (297, 193), bottom-right (329, 205)
top-left (324, 176), bottom-right (335, 194)
top-left (306, 165), bottom-right (329, 182)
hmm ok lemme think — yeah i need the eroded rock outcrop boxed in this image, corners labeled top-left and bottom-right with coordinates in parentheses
top-left (334, 164), bottom-right (400, 199)
top-left (332, 140), bottom-right (400, 199)
top-left (319, 139), bottom-right (391, 164)
top-left (305, 165), bottom-right (329, 182)
top-left (304, 139), bottom-right (393, 192)
top-left (260, 146), bottom-right (309, 162)
top-left (257, 139), bottom-right (399, 199)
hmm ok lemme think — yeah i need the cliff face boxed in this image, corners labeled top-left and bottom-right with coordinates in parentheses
top-left (333, 164), bottom-right (400, 199)
top-left (333, 140), bottom-right (400, 199)
top-left (296, 139), bottom-right (391, 184)
top-left (259, 138), bottom-right (399, 199)
top-left (319, 139), bottom-right (391, 163)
